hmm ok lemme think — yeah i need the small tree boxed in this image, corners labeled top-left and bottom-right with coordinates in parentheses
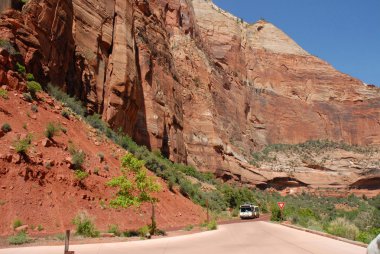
top-left (107, 153), bottom-right (161, 234)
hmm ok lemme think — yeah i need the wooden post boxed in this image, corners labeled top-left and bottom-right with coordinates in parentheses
top-left (206, 199), bottom-right (209, 222)
top-left (64, 230), bottom-right (75, 254)
top-left (150, 202), bottom-right (156, 236)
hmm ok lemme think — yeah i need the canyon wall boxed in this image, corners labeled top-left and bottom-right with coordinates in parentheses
top-left (1, 0), bottom-right (379, 190)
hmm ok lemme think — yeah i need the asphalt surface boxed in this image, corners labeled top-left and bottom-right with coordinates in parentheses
top-left (0, 221), bottom-right (366, 254)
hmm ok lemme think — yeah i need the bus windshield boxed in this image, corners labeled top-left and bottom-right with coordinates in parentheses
top-left (240, 207), bottom-right (252, 212)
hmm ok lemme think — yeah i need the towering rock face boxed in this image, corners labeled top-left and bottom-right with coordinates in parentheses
top-left (1, 0), bottom-right (379, 190)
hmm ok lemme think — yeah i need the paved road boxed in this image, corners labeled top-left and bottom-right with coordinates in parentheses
top-left (0, 221), bottom-right (366, 254)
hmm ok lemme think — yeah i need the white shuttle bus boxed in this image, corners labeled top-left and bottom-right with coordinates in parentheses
top-left (239, 203), bottom-right (260, 219)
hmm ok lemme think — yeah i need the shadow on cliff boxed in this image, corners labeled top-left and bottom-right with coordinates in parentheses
top-left (131, 42), bottom-right (151, 150)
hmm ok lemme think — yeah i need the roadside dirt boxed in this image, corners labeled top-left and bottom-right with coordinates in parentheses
top-left (0, 215), bottom-right (269, 249)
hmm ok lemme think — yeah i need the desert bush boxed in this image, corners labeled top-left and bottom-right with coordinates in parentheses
top-left (37, 225), bottom-right (44, 231)
top-left (61, 109), bottom-right (70, 119)
top-left (16, 62), bottom-right (26, 74)
top-left (26, 73), bottom-right (34, 81)
top-left (27, 81), bottom-right (42, 99)
top-left (326, 218), bottom-right (359, 240)
top-left (72, 211), bottom-right (99, 237)
top-left (97, 152), bottom-right (105, 162)
top-left (22, 93), bottom-right (33, 102)
top-left (207, 220), bottom-right (218, 230)
top-left (0, 88), bottom-right (8, 99)
top-left (357, 228), bottom-right (380, 244)
top-left (270, 206), bottom-right (283, 222)
top-left (1, 123), bottom-right (12, 133)
top-left (138, 225), bottom-right (150, 237)
top-left (31, 104), bottom-right (38, 113)
top-left (12, 219), bottom-right (23, 229)
top-left (74, 170), bottom-right (89, 181)
top-left (72, 151), bottom-right (85, 170)
top-left (353, 210), bottom-right (375, 231)
top-left (108, 224), bottom-right (121, 236)
top-left (44, 122), bottom-right (59, 139)
top-left (68, 144), bottom-right (86, 170)
top-left (14, 134), bottom-right (32, 155)
top-left (8, 232), bottom-right (31, 245)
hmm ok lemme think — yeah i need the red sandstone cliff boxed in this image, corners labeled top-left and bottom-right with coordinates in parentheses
top-left (0, 0), bottom-right (379, 190)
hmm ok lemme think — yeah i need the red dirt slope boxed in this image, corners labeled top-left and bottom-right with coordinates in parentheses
top-left (0, 89), bottom-right (206, 236)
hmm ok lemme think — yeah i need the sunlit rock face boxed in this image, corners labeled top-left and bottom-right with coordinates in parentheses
top-left (1, 0), bottom-right (379, 191)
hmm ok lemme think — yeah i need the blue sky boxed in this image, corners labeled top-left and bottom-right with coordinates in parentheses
top-left (213, 0), bottom-right (380, 86)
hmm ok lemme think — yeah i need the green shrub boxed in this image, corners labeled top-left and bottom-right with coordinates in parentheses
top-left (14, 134), bottom-right (32, 155)
top-left (74, 170), bottom-right (89, 181)
top-left (207, 220), bottom-right (217, 230)
top-left (23, 93), bottom-right (33, 102)
top-left (0, 88), bottom-right (8, 99)
top-left (97, 152), bottom-right (105, 162)
top-left (1, 123), bottom-right (12, 133)
top-left (15, 62), bottom-right (26, 74)
top-left (44, 122), bottom-right (59, 139)
top-left (26, 73), bottom-right (35, 81)
top-left (31, 104), bottom-right (38, 113)
top-left (270, 206), bottom-right (283, 222)
top-left (326, 218), bottom-right (359, 240)
top-left (8, 232), bottom-right (31, 245)
top-left (138, 225), bottom-right (150, 237)
top-left (72, 151), bottom-right (85, 170)
top-left (108, 224), bottom-right (121, 236)
top-left (37, 224), bottom-right (43, 231)
top-left (27, 81), bottom-right (42, 99)
top-left (13, 219), bottom-right (23, 229)
top-left (72, 211), bottom-right (99, 238)
top-left (61, 109), bottom-right (70, 119)
top-left (69, 144), bottom-right (86, 170)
